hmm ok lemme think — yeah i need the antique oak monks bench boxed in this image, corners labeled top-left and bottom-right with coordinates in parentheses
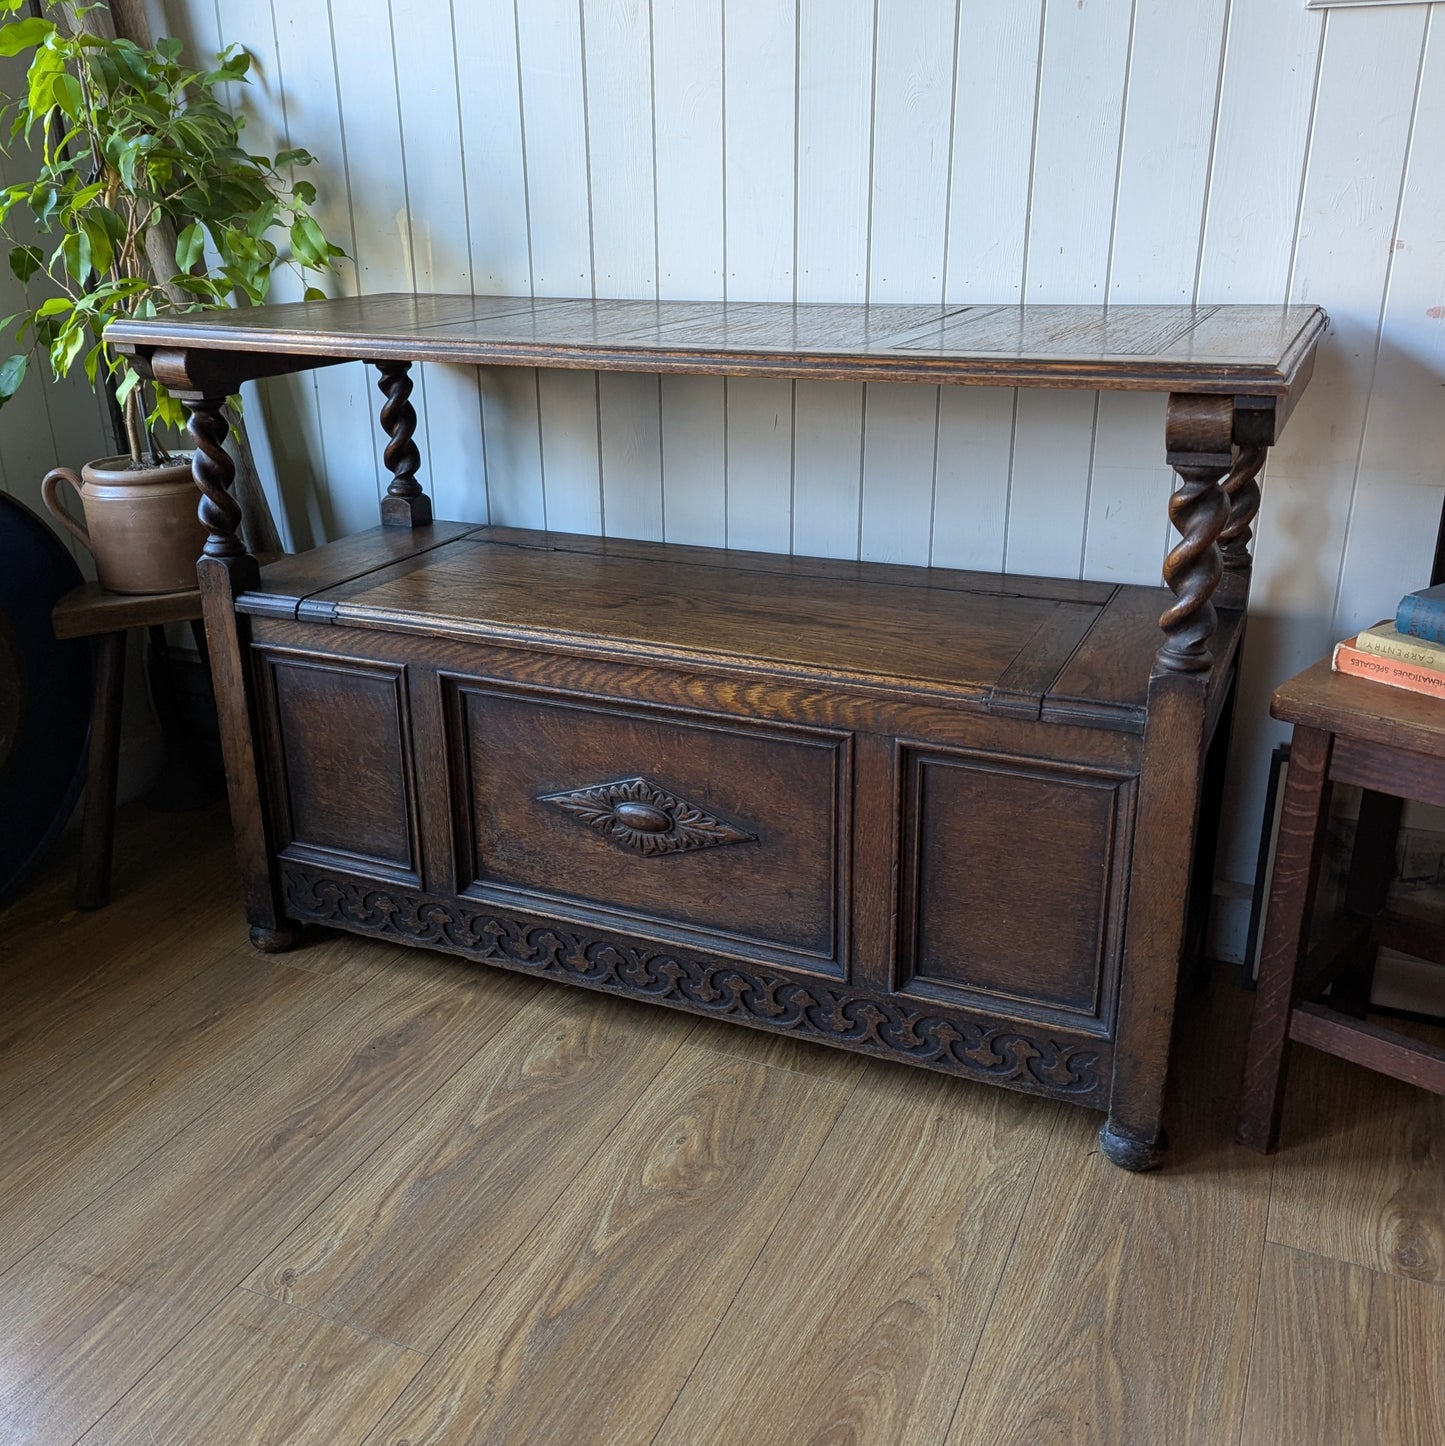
top-left (109, 296), bottom-right (1324, 1171)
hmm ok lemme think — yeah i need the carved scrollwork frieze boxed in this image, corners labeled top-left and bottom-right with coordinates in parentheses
top-left (280, 864), bottom-right (1106, 1101)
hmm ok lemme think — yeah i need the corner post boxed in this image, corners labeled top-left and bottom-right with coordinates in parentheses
top-left (374, 360), bottom-right (433, 527)
top-left (187, 394), bottom-right (300, 953)
top-left (1101, 393), bottom-right (1238, 1171)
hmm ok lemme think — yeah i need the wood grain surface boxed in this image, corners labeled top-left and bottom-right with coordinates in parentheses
top-left (654, 1068), bottom-right (1062, 1446)
top-left (0, 952), bottom-right (538, 1443)
top-left (946, 979), bottom-right (1273, 1445)
top-left (3, 808), bottom-right (1443, 1444)
top-left (246, 989), bottom-right (699, 1352)
top-left (1265, 1042), bottom-right (1445, 1286)
top-left (77, 1288), bottom-right (424, 1445)
top-left (364, 1047), bottom-right (852, 1445)
top-left (1240, 1245), bottom-right (1445, 1446)
top-left (107, 293), bottom-right (1327, 395)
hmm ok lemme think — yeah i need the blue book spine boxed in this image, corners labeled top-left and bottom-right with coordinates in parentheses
top-left (1396, 583), bottom-right (1445, 644)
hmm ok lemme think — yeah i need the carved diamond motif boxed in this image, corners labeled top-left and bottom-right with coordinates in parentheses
top-left (537, 776), bottom-right (756, 857)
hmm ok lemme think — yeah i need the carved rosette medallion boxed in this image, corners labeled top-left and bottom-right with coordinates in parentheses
top-left (538, 776), bottom-right (756, 857)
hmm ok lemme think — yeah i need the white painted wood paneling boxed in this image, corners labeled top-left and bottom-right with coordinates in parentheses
top-left (653, 0), bottom-right (725, 544)
top-left (119, 0), bottom-right (1445, 959)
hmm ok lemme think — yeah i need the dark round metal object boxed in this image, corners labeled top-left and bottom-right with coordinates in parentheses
top-left (0, 493), bottom-right (92, 907)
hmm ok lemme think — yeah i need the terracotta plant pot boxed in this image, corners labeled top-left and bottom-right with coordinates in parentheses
top-left (42, 454), bottom-right (206, 595)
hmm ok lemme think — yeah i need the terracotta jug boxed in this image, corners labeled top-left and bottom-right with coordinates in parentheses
top-left (42, 454), bottom-right (207, 595)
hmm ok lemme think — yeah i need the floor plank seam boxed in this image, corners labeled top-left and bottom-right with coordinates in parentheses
top-left (645, 1063), bottom-right (869, 1446)
top-left (938, 1101), bottom-right (1067, 1446)
top-left (232, 1282), bottom-right (429, 1358)
top-left (1264, 1235), bottom-right (1445, 1290)
top-left (1232, 1149), bottom-right (1277, 1446)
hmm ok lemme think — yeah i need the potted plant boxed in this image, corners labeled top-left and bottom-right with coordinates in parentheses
top-left (0, 0), bottom-right (344, 592)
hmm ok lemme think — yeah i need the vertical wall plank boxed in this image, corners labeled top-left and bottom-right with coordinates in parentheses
top-left (795, 0), bottom-right (873, 306)
top-left (859, 0), bottom-right (956, 560)
top-left (1024, 0), bottom-right (1132, 302)
top-left (1108, 0), bottom-right (1228, 301)
top-left (726, 378), bottom-right (793, 555)
top-left (1007, 390), bottom-right (1099, 580)
top-left (867, 0), bottom-right (956, 306)
top-left (793, 379), bottom-right (863, 560)
top-left (722, 0), bottom-right (797, 553)
top-left (455, 0), bottom-right (538, 529)
top-left (792, 0), bottom-right (872, 559)
top-left (653, 0), bottom-right (724, 300)
top-left (938, 0), bottom-right (1040, 572)
top-left (930, 387), bottom-right (1013, 573)
top-left (598, 376), bottom-right (664, 542)
top-left (515, 0), bottom-right (600, 530)
top-left (653, 0), bottom-right (725, 545)
top-left (660, 377), bottom-right (727, 548)
top-left (583, 0), bottom-right (663, 540)
top-left (859, 386), bottom-right (939, 566)
top-left (389, 0), bottom-right (486, 524)
top-left (1008, 0), bottom-right (1132, 581)
top-left (583, 0), bottom-right (656, 300)
top-left (1082, 391), bottom-right (1169, 586)
top-left (1197, 3), bottom-right (1321, 301)
top-left (945, 0), bottom-right (1039, 304)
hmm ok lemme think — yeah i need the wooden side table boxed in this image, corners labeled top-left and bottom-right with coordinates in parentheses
top-left (51, 583), bottom-right (203, 909)
top-left (1237, 660), bottom-right (1445, 1153)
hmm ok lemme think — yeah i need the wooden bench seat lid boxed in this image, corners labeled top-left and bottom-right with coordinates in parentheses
top-left (240, 525), bottom-right (1193, 726)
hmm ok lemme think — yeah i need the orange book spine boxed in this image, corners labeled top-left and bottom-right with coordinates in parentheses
top-left (1331, 636), bottom-right (1445, 700)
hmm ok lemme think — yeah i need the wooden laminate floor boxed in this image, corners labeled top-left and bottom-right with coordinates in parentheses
top-left (1, 806), bottom-right (1441, 1445)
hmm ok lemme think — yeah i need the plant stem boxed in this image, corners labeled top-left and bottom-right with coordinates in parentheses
top-left (123, 385), bottom-right (145, 467)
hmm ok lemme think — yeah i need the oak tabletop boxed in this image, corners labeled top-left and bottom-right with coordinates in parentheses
top-left (108, 293), bottom-right (1327, 394)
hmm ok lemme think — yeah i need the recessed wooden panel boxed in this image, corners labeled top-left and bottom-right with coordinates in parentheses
top-left (258, 649), bottom-right (418, 881)
top-left (899, 750), bottom-right (1133, 1027)
top-left (447, 681), bottom-right (847, 970)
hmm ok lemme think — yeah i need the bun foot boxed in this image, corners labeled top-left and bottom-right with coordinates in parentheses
top-left (249, 922), bottom-right (303, 954)
top-left (1098, 1121), bottom-right (1167, 1172)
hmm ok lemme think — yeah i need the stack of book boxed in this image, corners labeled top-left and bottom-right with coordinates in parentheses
top-left (1332, 583), bottom-right (1445, 700)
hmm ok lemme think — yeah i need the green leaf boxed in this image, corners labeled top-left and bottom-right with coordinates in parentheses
top-left (289, 213), bottom-right (326, 268)
top-left (150, 385), bottom-right (185, 432)
top-left (52, 319), bottom-right (87, 377)
top-left (290, 179), bottom-right (316, 206)
top-left (83, 338), bottom-right (102, 386)
top-left (0, 351), bottom-right (26, 401)
top-left (52, 73), bottom-right (83, 122)
top-left (303, 286), bottom-right (327, 302)
top-left (35, 296), bottom-right (72, 318)
top-left (0, 17), bottom-right (55, 57)
top-left (8, 244), bottom-right (41, 282)
top-left (29, 184), bottom-right (59, 226)
top-left (60, 228), bottom-right (92, 283)
top-left (80, 215), bottom-right (113, 278)
top-left (115, 366), bottom-right (142, 408)
top-left (175, 221), bottom-right (205, 272)
top-left (274, 147), bottom-right (312, 168)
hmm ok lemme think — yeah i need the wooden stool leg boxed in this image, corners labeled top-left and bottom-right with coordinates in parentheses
top-left (1237, 724), bottom-right (1334, 1152)
top-left (76, 629), bottom-right (126, 910)
top-left (1330, 789), bottom-right (1404, 1018)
